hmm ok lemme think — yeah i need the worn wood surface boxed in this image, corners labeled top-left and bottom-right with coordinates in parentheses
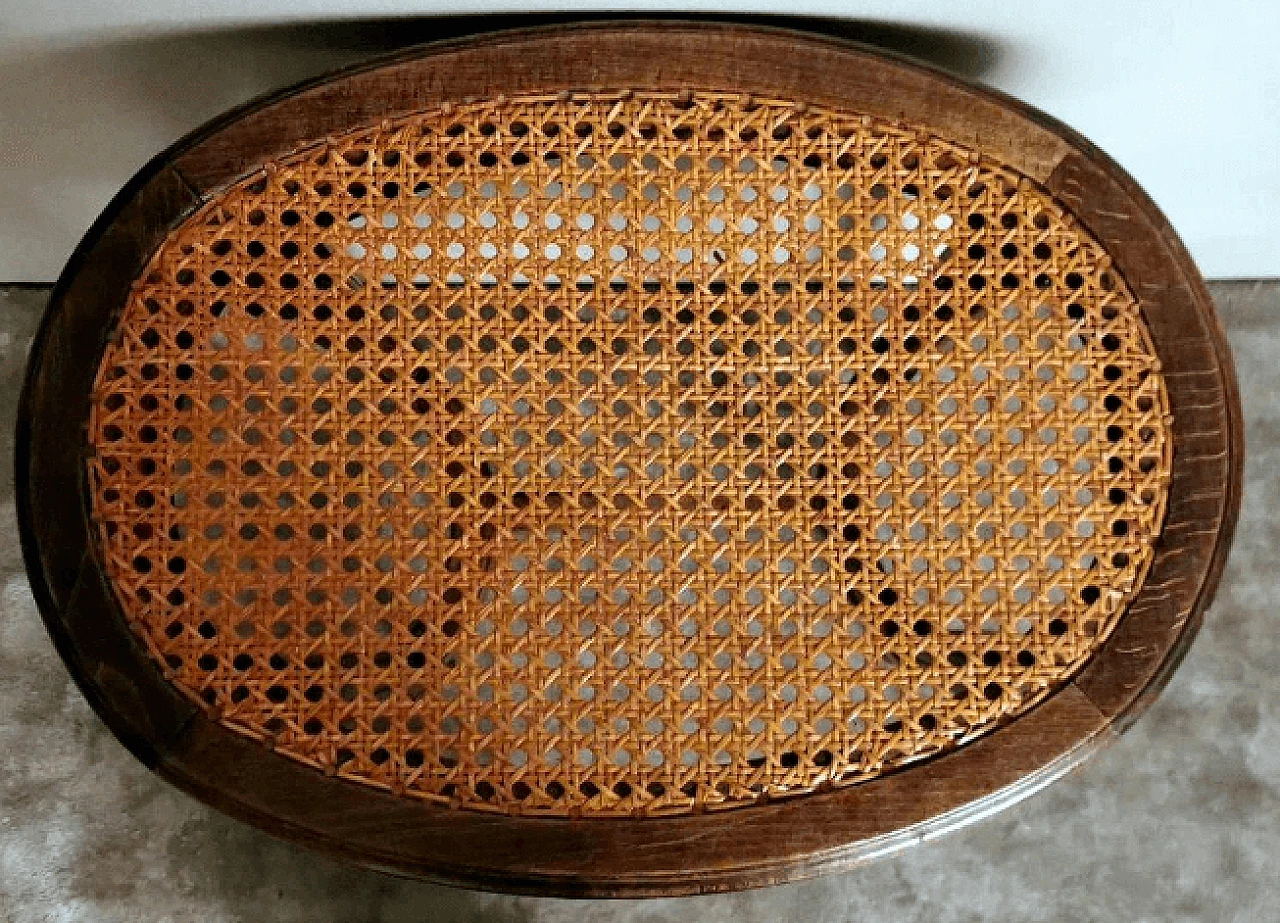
top-left (174, 24), bottom-right (1072, 196)
top-left (16, 21), bottom-right (1241, 897)
top-left (1048, 152), bottom-right (1242, 725)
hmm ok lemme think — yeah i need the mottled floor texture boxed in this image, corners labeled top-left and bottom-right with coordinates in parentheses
top-left (1, 281), bottom-right (1275, 922)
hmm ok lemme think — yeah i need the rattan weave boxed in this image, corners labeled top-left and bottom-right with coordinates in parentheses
top-left (86, 91), bottom-right (1172, 816)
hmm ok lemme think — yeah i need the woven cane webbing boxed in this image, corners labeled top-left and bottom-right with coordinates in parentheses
top-left (87, 92), bottom-right (1172, 816)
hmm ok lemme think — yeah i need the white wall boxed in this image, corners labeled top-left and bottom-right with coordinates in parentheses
top-left (2, 1), bottom-right (1276, 281)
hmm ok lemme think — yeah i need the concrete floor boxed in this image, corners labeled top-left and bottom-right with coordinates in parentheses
top-left (0, 281), bottom-right (1275, 922)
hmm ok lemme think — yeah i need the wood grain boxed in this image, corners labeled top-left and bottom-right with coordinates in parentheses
top-left (173, 23), bottom-right (1072, 195)
top-left (1048, 152), bottom-right (1242, 724)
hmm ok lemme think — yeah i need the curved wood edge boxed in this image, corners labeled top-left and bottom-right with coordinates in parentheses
top-left (152, 686), bottom-right (1108, 897)
top-left (16, 163), bottom-right (204, 767)
top-left (1046, 151), bottom-right (1242, 725)
top-left (169, 21), bottom-right (1072, 194)
top-left (15, 20), bottom-right (1241, 897)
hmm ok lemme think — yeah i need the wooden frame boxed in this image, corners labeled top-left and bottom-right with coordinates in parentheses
top-left (16, 22), bottom-right (1241, 896)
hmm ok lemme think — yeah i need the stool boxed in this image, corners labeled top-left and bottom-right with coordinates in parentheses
top-left (18, 23), bottom-right (1240, 896)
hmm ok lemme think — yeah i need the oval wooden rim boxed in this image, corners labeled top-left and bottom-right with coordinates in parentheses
top-left (16, 21), bottom-right (1242, 897)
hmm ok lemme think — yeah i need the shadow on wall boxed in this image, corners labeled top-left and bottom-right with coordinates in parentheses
top-left (0, 13), bottom-right (1008, 283)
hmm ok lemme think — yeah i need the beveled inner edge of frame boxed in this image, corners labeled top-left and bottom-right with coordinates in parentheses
top-left (84, 89), bottom-right (1172, 817)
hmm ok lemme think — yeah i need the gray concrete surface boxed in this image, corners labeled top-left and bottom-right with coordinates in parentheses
top-left (0, 281), bottom-right (1276, 922)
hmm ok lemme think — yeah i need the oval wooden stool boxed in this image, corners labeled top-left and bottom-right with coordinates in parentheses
top-left (18, 23), bottom-right (1241, 896)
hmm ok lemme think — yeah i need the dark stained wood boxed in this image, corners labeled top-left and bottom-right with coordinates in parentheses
top-left (16, 21), bottom-right (1241, 897)
top-left (147, 684), bottom-right (1109, 896)
top-left (1048, 152), bottom-right (1243, 725)
top-left (17, 164), bottom-right (204, 766)
top-left (19, 165), bottom-right (198, 612)
top-left (173, 23), bottom-right (1072, 194)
